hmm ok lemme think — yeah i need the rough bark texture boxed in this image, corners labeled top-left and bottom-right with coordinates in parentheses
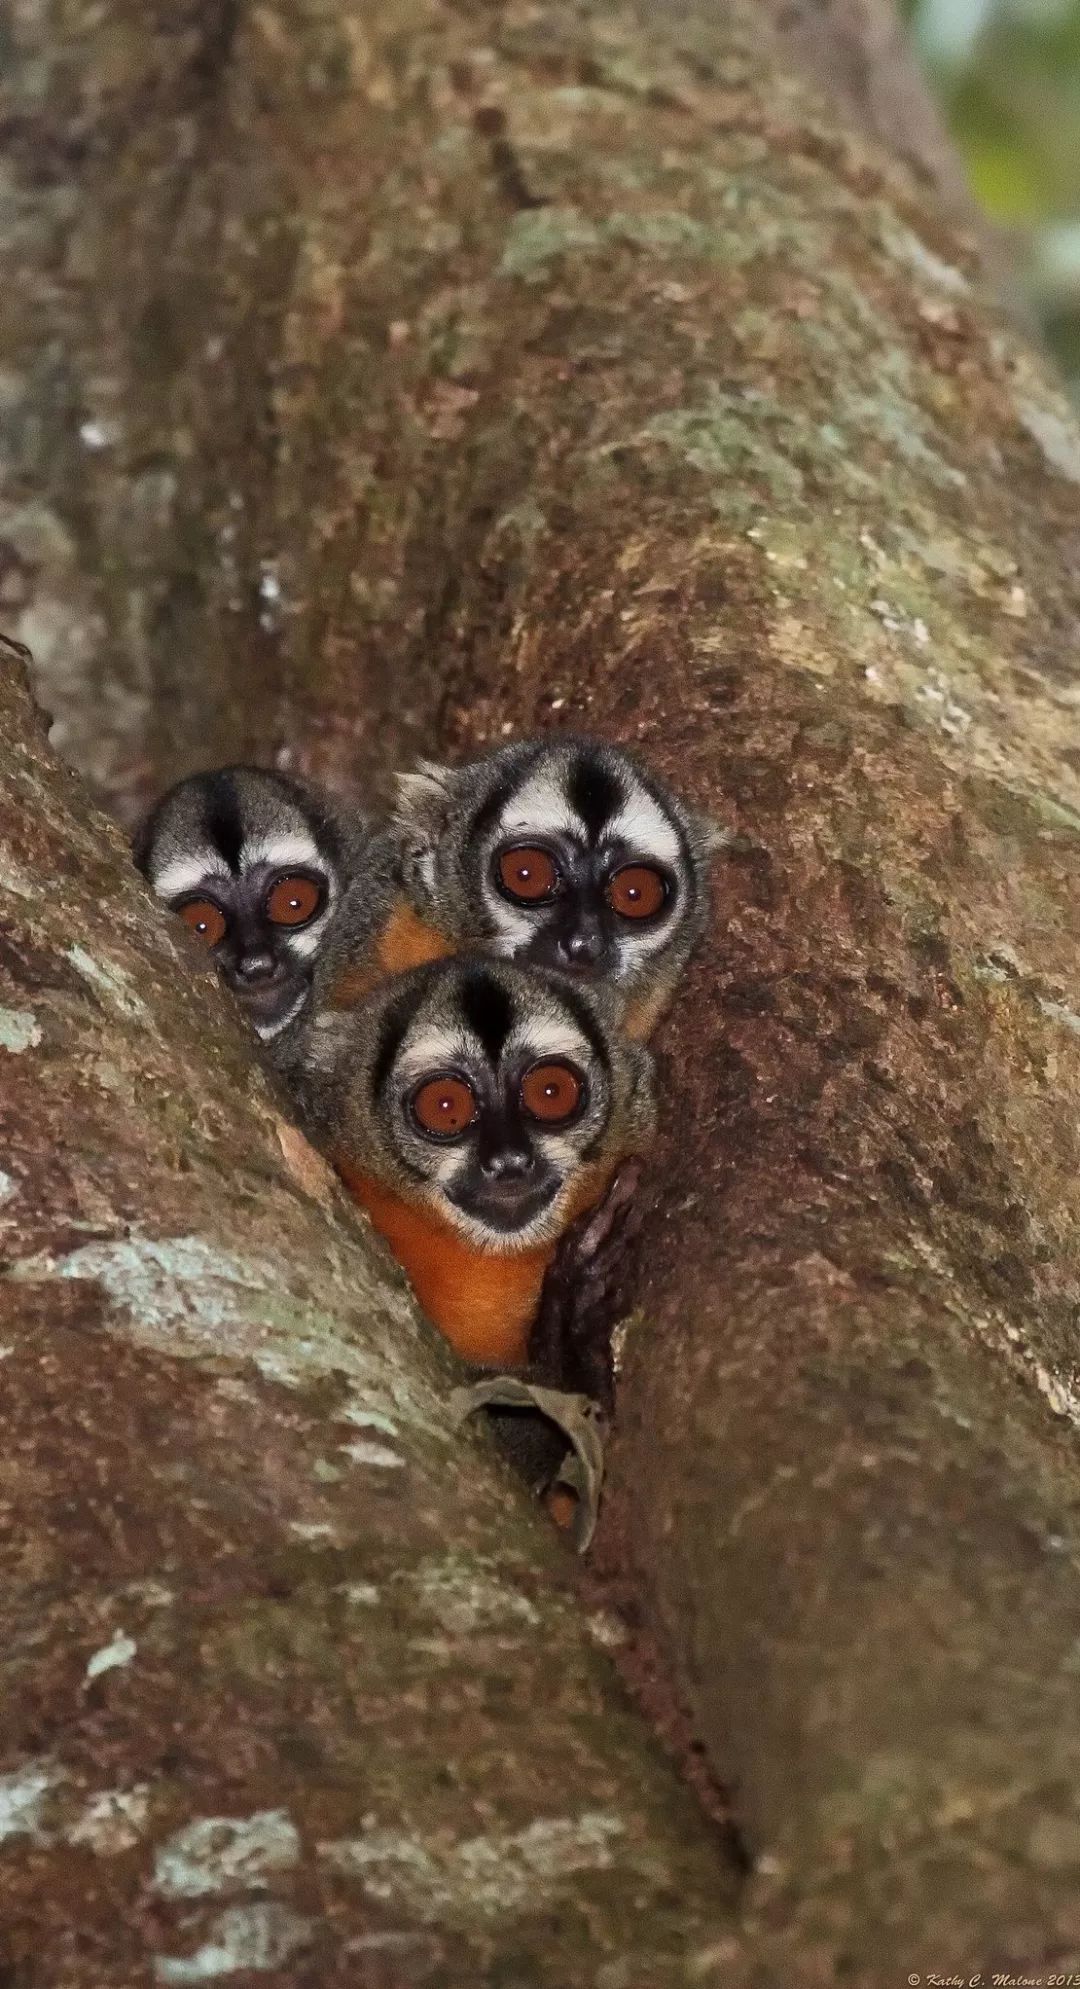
top-left (8, 0), bottom-right (1080, 1977)
top-left (0, 652), bottom-right (741, 1981)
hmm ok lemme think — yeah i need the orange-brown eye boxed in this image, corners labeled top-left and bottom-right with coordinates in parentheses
top-left (266, 874), bottom-right (323, 926)
top-left (178, 899), bottom-right (227, 948)
top-left (521, 1061), bottom-right (584, 1125)
top-left (607, 864), bottom-right (667, 921)
top-left (410, 1074), bottom-right (478, 1140)
top-left (496, 846), bottom-right (560, 904)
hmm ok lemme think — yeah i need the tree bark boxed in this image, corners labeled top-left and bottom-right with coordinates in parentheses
top-left (0, 650), bottom-right (741, 1981)
top-left (7, 0), bottom-right (1080, 1976)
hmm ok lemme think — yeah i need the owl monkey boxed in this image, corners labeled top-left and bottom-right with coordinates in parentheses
top-left (134, 766), bottom-right (366, 1039)
top-left (285, 954), bottom-right (656, 1370)
top-left (310, 736), bottom-right (718, 1042)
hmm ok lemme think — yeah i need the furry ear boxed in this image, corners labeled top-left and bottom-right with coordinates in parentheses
top-left (391, 760), bottom-right (459, 843)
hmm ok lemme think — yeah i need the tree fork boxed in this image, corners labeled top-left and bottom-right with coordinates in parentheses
top-left (7, 0), bottom-right (1080, 1975)
top-left (0, 649), bottom-right (747, 1979)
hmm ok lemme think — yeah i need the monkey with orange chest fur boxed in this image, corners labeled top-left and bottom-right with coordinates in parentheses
top-left (135, 746), bottom-right (707, 1415)
top-left (266, 738), bottom-right (711, 1403)
top-left (302, 736), bottom-right (718, 1045)
top-left (285, 953), bottom-right (656, 1377)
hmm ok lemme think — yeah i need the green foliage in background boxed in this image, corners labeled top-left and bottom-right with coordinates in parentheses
top-left (907, 0), bottom-right (1080, 385)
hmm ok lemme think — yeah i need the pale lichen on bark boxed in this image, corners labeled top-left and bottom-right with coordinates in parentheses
top-left (6, 0), bottom-right (1080, 1976)
top-left (0, 654), bottom-right (740, 1980)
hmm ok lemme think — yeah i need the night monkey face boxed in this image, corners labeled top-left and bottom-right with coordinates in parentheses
top-left (135, 767), bottom-right (356, 1037)
top-left (306, 956), bottom-right (654, 1253)
top-left (392, 737), bottom-right (716, 1032)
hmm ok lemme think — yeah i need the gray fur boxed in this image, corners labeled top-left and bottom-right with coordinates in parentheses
top-left (388, 735), bottom-right (717, 1032)
top-left (134, 765), bottom-right (369, 1038)
top-left (285, 953), bottom-right (655, 1255)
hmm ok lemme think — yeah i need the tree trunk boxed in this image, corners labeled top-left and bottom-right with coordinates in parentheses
top-left (0, 650), bottom-right (741, 1980)
top-left (7, 0), bottom-right (1080, 1975)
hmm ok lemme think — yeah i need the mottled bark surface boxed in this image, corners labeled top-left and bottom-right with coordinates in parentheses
top-left (7, 0), bottom-right (1080, 1977)
top-left (0, 652), bottom-right (741, 1980)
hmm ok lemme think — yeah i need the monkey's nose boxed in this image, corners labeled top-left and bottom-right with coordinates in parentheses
top-left (234, 951), bottom-right (278, 984)
top-left (481, 1144), bottom-right (533, 1182)
top-left (558, 925), bottom-right (604, 968)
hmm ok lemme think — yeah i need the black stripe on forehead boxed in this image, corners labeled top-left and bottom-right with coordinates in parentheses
top-left (545, 976), bottom-right (611, 1078)
top-left (466, 745), bottom-right (547, 854)
top-left (200, 771), bottom-right (246, 874)
top-left (372, 978), bottom-right (428, 1098)
top-left (566, 752), bottom-right (625, 841)
top-left (467, 778), bottom-right (515, 855)
top-left (273, 773), bottom-right (344, 870)
top-left (460, 969), bottom-right (514, 1062)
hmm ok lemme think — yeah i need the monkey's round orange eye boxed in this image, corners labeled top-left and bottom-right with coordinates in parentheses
top-left (178, 899), bottom-right (227, 948)
top-left (266, 875), bottom-right (323, 926)
top-left (496, 846), bottom-right (560, 903)
top-left (521, 1061), bottom-right (584, 1125)
top-left (607, 864), bottom-right (667, 921)
top-left (410, 1074), bottom-right (478, 1140)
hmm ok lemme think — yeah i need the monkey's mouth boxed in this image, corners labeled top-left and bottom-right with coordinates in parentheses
top-left (516, 933), bottom-right (617, 983)
top-left (451, 1175), bottom-right (559, 1237)
top-left (232, 972), bottom-right (306, 1032)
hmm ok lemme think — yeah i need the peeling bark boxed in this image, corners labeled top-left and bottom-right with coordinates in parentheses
top-left (7, 0), bottom-right (1080, 1976)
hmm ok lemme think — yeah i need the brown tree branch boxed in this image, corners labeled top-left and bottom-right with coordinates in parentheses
top-left (0, 650), bottom-right (740, 1981)
top-left (7, 0), bottom-right (1080, 1974)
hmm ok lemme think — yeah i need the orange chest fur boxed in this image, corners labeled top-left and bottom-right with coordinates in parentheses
top-left (375, 903), bottom-right (457, 977)
top-left (335, 1159), bottom-right (555, 1367)
top-left (334, 1157), bottom-right (617, 1367)
top-left (327, 904), bottom-right (456, 1011)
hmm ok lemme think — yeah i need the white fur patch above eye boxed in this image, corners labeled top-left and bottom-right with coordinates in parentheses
top-left (395, 1029), bottom-right (477, 1085)
top-left (495, 767), bottom-right (580, 842)
top-left (242, 834), bottom-right (327, 874)
top-left (503, 1022), bottom-right (594, 1069)
top-left (605, 794), bottom-right (682, 868)
top-left (153, 854), bottom-right (231, 901)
